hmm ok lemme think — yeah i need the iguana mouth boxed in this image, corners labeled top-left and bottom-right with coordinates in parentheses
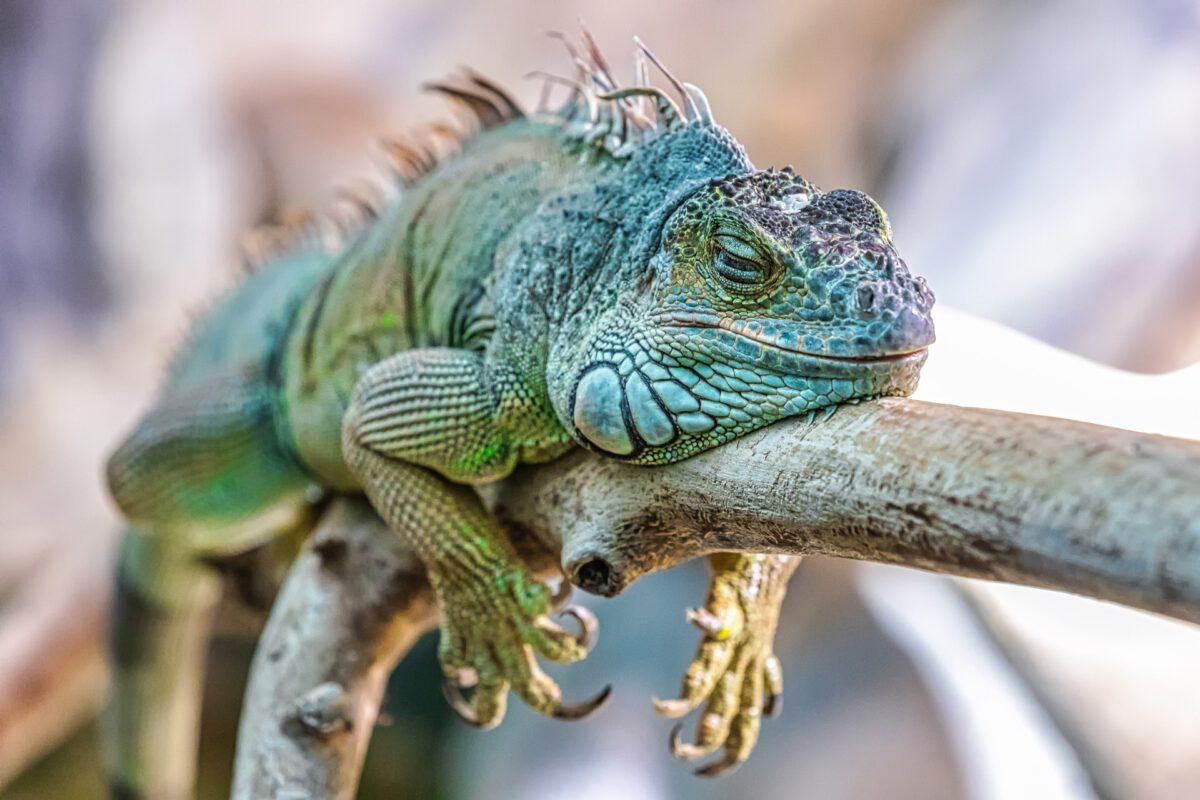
top-left (662, 313), bottom-right (929, 364)
top-left (791, 348), bottom-right (928, 363)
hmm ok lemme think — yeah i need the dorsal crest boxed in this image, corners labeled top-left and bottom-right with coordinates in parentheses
top-left (241, 31), bottom-right (721, 271)
top-left (534, 31), bottom-right (722, 159)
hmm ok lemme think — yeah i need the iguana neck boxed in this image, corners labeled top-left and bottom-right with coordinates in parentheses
top-left (537, 124), bottom-right (755, 424)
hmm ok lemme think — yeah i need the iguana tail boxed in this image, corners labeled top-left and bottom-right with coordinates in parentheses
top-left (105, 529), bottom-right (220, 800)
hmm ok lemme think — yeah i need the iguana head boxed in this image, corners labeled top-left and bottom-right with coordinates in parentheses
top-left (568, 166), bottom-right (934, 463)
top-left (524, 37), bottom-right (934, 463)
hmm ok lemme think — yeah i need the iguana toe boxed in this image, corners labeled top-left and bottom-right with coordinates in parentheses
top-left (658, 554), bottom-right (797, 775)
top-left (435, 563), bottom-right (606, 728)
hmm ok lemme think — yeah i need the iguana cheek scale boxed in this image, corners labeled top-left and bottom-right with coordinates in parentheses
top-left (570, 339), bottom-right (927, 459)
top-left (103, 32), bottom-right (935, 795)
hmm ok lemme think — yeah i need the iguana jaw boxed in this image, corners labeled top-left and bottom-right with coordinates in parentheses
top-left (657, 314), bottom-right (932, 380)
top-left (564, 315), bottom-right (929, 464)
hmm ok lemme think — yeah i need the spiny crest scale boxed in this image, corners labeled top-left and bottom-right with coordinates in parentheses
top-left (542, 30), bottom-right (721, 159)
top-left (241, 30), bottom-right (720, 271)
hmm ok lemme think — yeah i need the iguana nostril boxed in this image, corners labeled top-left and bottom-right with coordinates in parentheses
top-left (856, 286), bottom-right (876, 313)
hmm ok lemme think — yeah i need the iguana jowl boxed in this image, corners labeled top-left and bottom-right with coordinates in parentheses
top-left (105, 35), bottom-right (934, 795)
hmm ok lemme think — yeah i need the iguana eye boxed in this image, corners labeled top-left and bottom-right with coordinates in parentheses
top-left (712, 232), bottom-right (773, 289)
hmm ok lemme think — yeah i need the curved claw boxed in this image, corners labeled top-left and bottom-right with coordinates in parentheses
top-left (651, 695), bottom-right (696, 719)
top-left (557, 604), bottom-right (599, 652)
top-left (550, 576), bottom-right (573, 608)
top-left (686, 606), bottom-right (725, 638)
top-left (551, 684), bottom-right (612, 721)
top-left (762, 689), bottom-right (781, 719)
top-left (694, 751), bottom-right (744, 779)
top-left (763, 655), bottom-right (783, 718)
top-left (442, 677), bottom-right (482, 728)
top-left (667, 722), bottom-right (686, 756)
top-left (667, 722), bottom-right (694, 760)
top-left (668, 722), bottom-right (716, 762)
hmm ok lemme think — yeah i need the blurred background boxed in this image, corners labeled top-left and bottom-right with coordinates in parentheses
top-left (2, 0), bottom-right (1199, 797)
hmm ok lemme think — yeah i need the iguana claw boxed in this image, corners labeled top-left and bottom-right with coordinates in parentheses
top-left (550, 576), bottom-right (573, 608)
top-left (762, 654), bottom-right (783, 718)
top-left (657, 554), bottom-right (799, 776)
top-left (556, 605), bottom-right (600, 652)
top-left (442, 678), bottom-right (484, 729)
top-left (694, 750), bottom-right (745, 779)
top-left (442, 675), bottom-right (508, 731)
top-left (667, 723), bottom-right (691, 756)
top-left (672, 714), bottom-right (763, 777)
top-left (686, 606), bottom-right (725, 638)
top-left (650, 696), bottom-right (694, 719)
top-left (550, 683), bottom-right (612, 721)
top-left (667, 721), bottom-right (710, 761)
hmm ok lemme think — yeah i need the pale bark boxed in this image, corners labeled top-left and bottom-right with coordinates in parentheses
top-left (231, 496), bottom-right (436, 800)
top-left (233, 396), bottom-right (1200, 797)
top-left (500, 399), bottom-right (1200, 622)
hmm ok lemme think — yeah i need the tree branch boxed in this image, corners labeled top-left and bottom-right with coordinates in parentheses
top-left (231, 496), bottom-right (436, 800)
top-left (500, 399), bottom-right (1200, 623)
top-left (233, 396), bottom-right (1200, 797)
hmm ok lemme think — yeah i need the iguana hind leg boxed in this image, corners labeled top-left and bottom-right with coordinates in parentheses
top-left (106, 368), bottom-right (314, 551)
top-left (105, 368), bottom-right (315, 799)
top-left (342, 348), bottom-right (605, 729)
top-left (654, 553), bottom-right (801, 777)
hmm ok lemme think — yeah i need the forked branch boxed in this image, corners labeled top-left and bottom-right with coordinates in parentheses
top-left (233, 398), bottom-right (1200, 798)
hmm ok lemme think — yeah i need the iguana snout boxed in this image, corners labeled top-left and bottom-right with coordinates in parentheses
top-left (788, 187), bottom-right (935, 360)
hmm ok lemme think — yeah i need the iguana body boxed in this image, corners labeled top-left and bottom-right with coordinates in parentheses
top-left (106, 37), bottom-right (934, 797)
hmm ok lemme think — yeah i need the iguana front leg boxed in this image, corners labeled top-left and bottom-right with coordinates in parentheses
top-left (654, 553), bottom-right (800, 777)
top-left (342, 348), bottom-right (607, 728)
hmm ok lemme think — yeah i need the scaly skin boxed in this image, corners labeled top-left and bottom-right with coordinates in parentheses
top-left (104, 36), bottom-right (934, 797)
top-left (657, 553), bottom-right (801, 777)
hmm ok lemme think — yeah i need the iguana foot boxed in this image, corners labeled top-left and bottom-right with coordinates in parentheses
top-left (342, 349), bottom-right (609, 730)
top-left (653, 553), bottom-right (799, 777)
top-left (433, 563), bottom-right (608, 730)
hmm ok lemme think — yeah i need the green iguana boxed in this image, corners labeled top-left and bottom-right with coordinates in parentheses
top-left (105, 33), bottom-right (934, 797)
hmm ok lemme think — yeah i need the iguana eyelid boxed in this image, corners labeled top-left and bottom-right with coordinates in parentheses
top-left (707, 217), bottom-right (786, 294)
top-left (710, 214), bottom-right (785, 266)
top-left (713, 232), bottom-right (764, 263)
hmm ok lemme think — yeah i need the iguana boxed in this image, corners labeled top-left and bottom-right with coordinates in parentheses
top-left (104, 33), bottom-right (934, 797)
